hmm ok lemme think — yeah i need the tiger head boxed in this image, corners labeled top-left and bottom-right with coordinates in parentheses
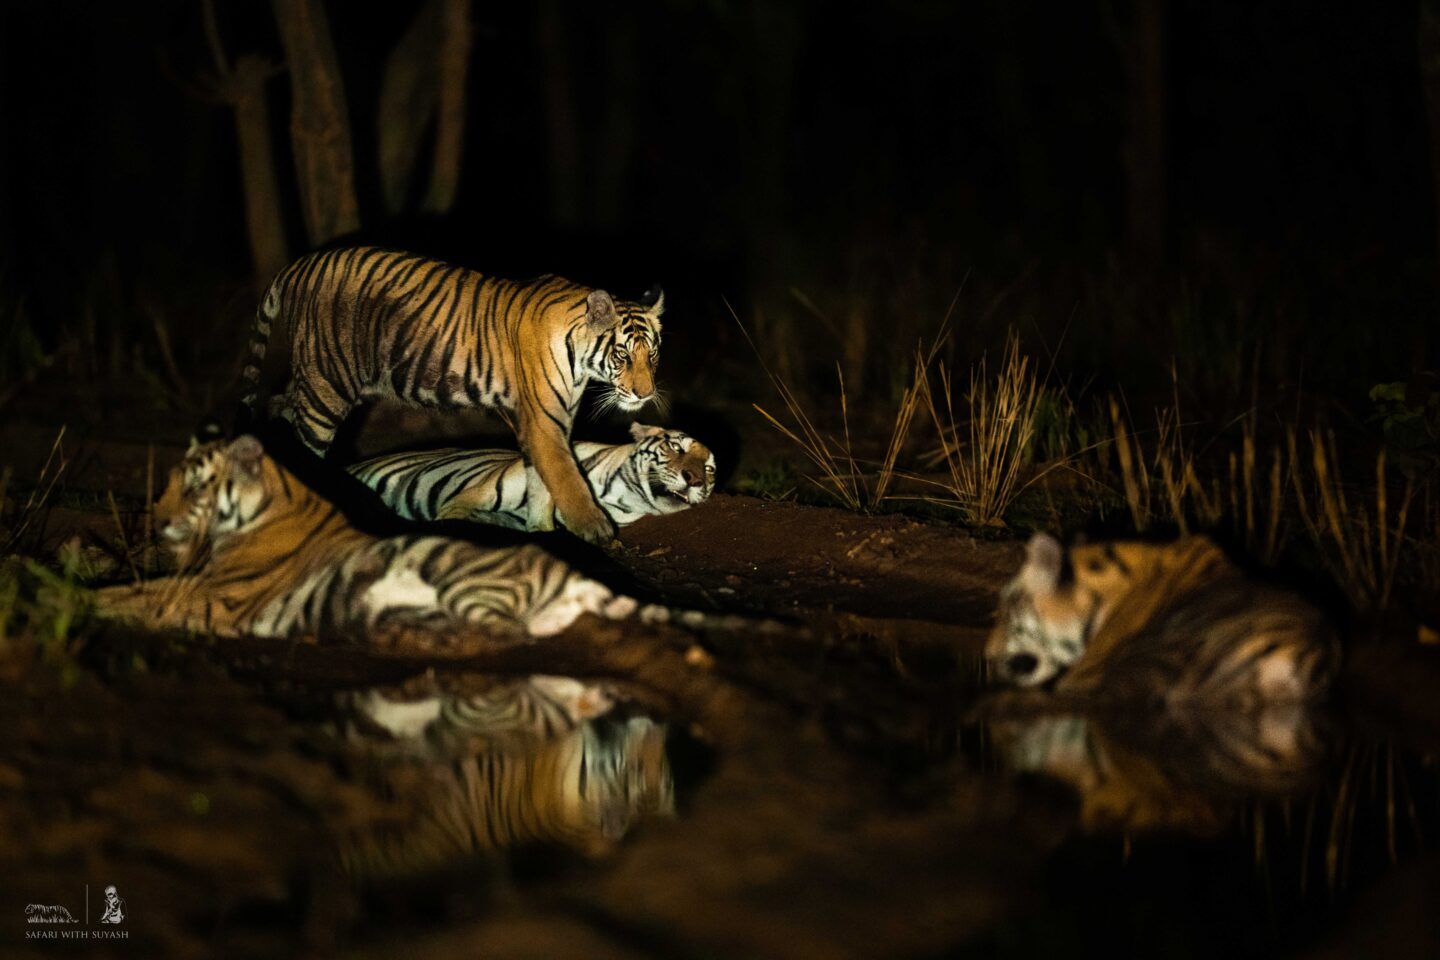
top-left (585, 716), bottom-right (675, 846)
top-left (628, 423), bottom-right (715, 507)
top-left (155, 433), bottom-right (279, 560)
top-left (585, 286), bottom-right (664, 412)
top-left (986, 533), bottom-right (1139, 687)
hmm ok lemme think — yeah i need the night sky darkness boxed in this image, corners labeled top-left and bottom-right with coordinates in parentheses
top-left (0, 1), bottom-right (1435, 399)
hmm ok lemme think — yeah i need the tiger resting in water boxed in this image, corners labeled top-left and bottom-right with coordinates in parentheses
top-left (986, 533), bottom-right (1339, 707)
top-left (241, 246), bottom-right (665, 544)
top-left (92, 434), bottom-right (666, 640)
top-left (347, 423), bottom-right (715, 530)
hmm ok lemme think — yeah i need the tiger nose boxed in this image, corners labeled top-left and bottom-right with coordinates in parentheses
top-left (683, 468), bottom-right (705, 488)
top-left (1005, 653), bottom-right (1039, 678)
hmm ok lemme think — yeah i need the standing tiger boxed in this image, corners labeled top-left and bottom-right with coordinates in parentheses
top-left (91, 433), bottom-right (670, 641)
top-left (241, 246), bottom-right (664, 544)
top-left (348, 423), bottom-right (715, 530)
top-left (986, 533), bottom-right (1338, 707)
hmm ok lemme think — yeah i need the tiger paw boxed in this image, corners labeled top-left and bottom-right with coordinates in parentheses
top-left (90, 584), bottom-right (145, 620)
top-left (559, 504), bottom-right (616, 545)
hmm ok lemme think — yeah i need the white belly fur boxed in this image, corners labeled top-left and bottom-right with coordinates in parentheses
top-left (363, 566), bottom-right (441, 621)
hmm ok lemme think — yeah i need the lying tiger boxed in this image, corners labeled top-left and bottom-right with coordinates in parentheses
top-left (242, 247), bottom-right (665, 543)
top-left (92, 434), bottom-right (668, 640)
top-left (348, 423), bottom-right (715, 530)
top-left (24, 904), bottom-right (77, 923)
top-left (986, 533), bottom-right (1339, 707)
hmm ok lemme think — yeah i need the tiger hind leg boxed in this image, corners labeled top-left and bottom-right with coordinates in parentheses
top-left (523, 577), bottom-right (620, 637)
top-left (280, 383), bottom-right (353, 456)
top-left (436, 489), bottom-right (526, 529)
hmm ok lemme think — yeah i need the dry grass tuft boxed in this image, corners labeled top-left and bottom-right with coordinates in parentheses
top-left (740, 299), bottom-right (927, 513)
top-left (914, 332), bottom-right (1042, 526)
top-left (1, 426), bottom-right (69, 556)
top-left (1288, 428), bottom-right (1415, 612)
top-left (741, 289), bottom-right (1436, 615)
top-left (751, 359), bottom-right (868, 511)
top-left (1103, 387), bottom-right (1428, 611)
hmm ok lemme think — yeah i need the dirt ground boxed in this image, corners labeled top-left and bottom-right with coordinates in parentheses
top-left (3, 416), bottom-right (1440, 958)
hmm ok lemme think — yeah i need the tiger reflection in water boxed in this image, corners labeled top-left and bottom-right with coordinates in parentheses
top-left (986, 701), bottom-right (1327, 835)
top-left (338, 673), bottom-right (674, 879)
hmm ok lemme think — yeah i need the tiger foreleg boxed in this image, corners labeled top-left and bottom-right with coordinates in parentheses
top-left (523, 465), bottom-right (556, 532)
top-left (91, 579), bottom-right (229, 634)
top-left (515, 381), bottom-right (615, 544)
top-left (526, 436), bottom-right (615, 544)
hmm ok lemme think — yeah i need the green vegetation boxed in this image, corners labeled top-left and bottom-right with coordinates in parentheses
top-left (0, 556), bottom-right (92, 680)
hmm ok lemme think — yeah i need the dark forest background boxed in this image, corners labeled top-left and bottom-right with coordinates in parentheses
top-left (1, 0), bottom-right (1437, 420)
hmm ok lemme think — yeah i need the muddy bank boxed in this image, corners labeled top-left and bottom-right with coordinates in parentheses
top-left (4, 419), bottom-right (1440, 958)
top-left (0, 612), bottom-right (1066, 960)
top-left (618, 494), bottom-right (1020, 622)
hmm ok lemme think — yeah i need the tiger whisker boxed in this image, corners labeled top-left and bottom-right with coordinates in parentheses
top-left (590, 386), bottom-right (622, 419)
top-left (647, 387), bottom-right (671, 419)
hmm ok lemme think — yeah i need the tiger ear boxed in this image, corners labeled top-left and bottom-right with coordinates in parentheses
top-left (1020, 532), bottom-right (1064, 596)
top-left (629, 422), bottom-right (667, 441)
top-left (586, 289), bottom-right (618, 330)
top-left (227, 435), bottom-right (266, 478)
top-left (640, 285), bottom-right (665, 315)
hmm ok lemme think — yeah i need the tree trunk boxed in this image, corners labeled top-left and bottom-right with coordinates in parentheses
top-left (377, 0), bottom-right (442, 216)
top-left (376, 0), bottom-right (471, 216)
top-left (424, 0), bottom-right (471, 214)
top-left (536, 0), bottom-right (581, 228)
top-left (1123, 0), bottom-right (1166, 271)
top-left (592, 11), bottom-right (636, 229)
top-left (271, 0), bottom-right (360, 246)
top-left (230, 55), bottom-right (289, 284)
top-left (742, 0), bottom-right (801, 374)
top-left (1420, 1), bottom-right (1440, 302)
